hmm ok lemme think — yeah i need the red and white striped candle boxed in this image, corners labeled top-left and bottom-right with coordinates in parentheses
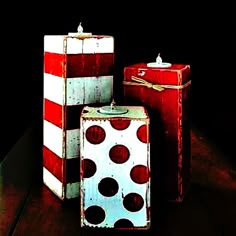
top-left (43, 33), bottom-right (114, 200)
top-left (80, 105), bottom-right (151, 229)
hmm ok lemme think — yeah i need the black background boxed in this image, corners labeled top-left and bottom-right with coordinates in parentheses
top-left (1, 1), bottom-right (234, 165)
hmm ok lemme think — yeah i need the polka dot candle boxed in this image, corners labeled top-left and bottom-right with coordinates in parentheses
top-left (80, 106), bottom-right (151, 229)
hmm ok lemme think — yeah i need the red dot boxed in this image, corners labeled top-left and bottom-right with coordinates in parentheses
top-left (84, 205), bottom-right (105, 225)
top-left (85, 125), bottom-right (105, 144)
top-left (109, 145), bottom-right (130, 164)
top-left (82, 159), bottom-right (97, 178)
top-left (110, 119), bottom-right (131, 130)
top-left (98, 177), bottom-right (119, 197)
top-left (130, 165), bottom-right (149, 184)
top-left (123, 193), bottom-right (144, 212)
top-left (114, 219), bottom-right (134, 228)
top-left (137, 125), bottom-right (148, 143)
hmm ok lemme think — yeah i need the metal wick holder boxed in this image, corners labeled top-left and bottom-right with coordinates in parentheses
top-left (98, 100), bottom-right (128, 115)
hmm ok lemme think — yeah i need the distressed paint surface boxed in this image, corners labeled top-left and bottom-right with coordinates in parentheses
top-left (123, 63), bottom-right (191, 202)
top-left (43, 146), bottom-right (80, 183)
top-left (43, 120), bottom-right (63, 158)
top-left (43, 120), bottom-right (80, 160)
top-left (44, 35), bottom-right (114, 54)
top-left (80, 106), bottom-right (150, 229)
top-left (44, 74), bottom-right (64, 105)
top-left (66, 128), bottom-right (80, 158)
top-left (43, 167), bottom-right (80, 200)
top-left (44, 74), bottom-right (113, 106)
top-left (44, 53), bottom-right (114, 78)
top-left (43, 34), bottom-right (114, 200)
top-left (67, 76), bottom-right (113, 105)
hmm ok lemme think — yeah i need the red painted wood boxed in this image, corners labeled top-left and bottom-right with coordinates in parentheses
top-left (123, 63), bottom-right (191, 202)
top-left (43, 99), bottom-right (83, 130)
top-left (43, 146), bottom-right (80, 183)
top-left (44, 52), bottom-right (65, 77)
top-left (43, 99), bottom-right (63, 128)
top-left (44, 52), bottom-right (114, 78)
top-left (43, 146), bottom-right (63, 182)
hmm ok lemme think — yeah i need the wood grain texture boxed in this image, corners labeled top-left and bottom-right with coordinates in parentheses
top-left (1, 121), bottom-right (236, 236)
top-left (0, 122), bottom-right (40, 236)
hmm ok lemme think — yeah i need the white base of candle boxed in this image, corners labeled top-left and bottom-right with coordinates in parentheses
top-left (68, 32), bottom-right (92, 37)
top-left (147, 62), bottom-right (172, 68)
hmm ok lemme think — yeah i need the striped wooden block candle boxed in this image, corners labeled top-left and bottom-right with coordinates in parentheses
top-left (80, 105), bottom-right (151, 229)
top-left (43, 32), bottom-right (114, 200)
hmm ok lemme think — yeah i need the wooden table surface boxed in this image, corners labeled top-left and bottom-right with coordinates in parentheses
top-left (1, 121), bottom-right (236, 236)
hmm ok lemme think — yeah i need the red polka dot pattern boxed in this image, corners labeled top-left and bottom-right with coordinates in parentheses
top-left (109, 145), bottom-right (130, 164)
top-left (123, 192), bottom-right (144, 212)
top-left (130, 165), bottom-right (149, 184)
top-left (114, 219), bottom-right (134, 228)
top-left (110, 119), bottom-right (131, 130)
top-left (98, 177), bottom-right (119, 197)
top-left (85, 125), bottom-right (105, 144)
top-left (84, 205), bottom-right (105, 225)
top-left (81, 107), bottom-right (150, 229)
top-left (82, 159), bottom-right (97, 178)
top-left (137, 125), bottom-right (148, 143)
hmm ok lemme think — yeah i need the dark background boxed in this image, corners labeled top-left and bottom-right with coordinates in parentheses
top-left (1, 1), bottom-right (234, 166)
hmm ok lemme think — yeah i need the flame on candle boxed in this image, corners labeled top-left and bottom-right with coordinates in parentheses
top-left (156, 53), bottom-right (162, 65)
top-left (77, 22), bottom-right (83, 34)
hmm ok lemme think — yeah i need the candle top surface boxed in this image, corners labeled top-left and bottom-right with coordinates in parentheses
top-left (45, 35), bottom-right (113, 39)
top-left (126, 63), bottom-right (190, 72)
top-left (81, 106), bottom-right (149, 120)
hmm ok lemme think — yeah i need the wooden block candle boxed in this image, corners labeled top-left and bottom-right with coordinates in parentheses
top-left (43, 25), bottom-right (114, 200)
top-left (80, 104), bottom-right (151, 229)
top-left (123, 55), bottom-right (191, 202)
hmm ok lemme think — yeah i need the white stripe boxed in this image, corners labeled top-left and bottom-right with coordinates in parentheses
top-left (66, 128), bottom-right (80, 158)
top-left (44, 73), bottom-right (64, 105)
top-left (67, 76), bottom-right (113, 105)
top-left (44, 35), bottom-right (114, 54)
top-left (66, 182), bottom-right (80, 199)
top-left (44, 35), bottom-right (66, 54)
top-left (43, 167), bottom-right (80, 199)
top-left (43, 120), bottom-right (63, 158)
top-left (43, 120), bottom-right (80, 159)
top-left (43, 167), bottom-right (64, 199)
top-left (44, 73), bottom-right (113, 106)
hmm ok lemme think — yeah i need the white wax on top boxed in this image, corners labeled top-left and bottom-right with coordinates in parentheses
top-left (147, 53), bottom-right (172, 68)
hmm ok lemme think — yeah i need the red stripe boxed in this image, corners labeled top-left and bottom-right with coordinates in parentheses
top-left (43, 146), bottom-right (80, 183)
top-left (43, 99), bottom-right (83, 130)
top-left (44, 52), bottom-right (114, 78)
top-left (43, 99), bottom-right (63, 128)
top-left (44, 53), bottom-right (66, 77)
top-left (43, 146), bottom-right (63, 182)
